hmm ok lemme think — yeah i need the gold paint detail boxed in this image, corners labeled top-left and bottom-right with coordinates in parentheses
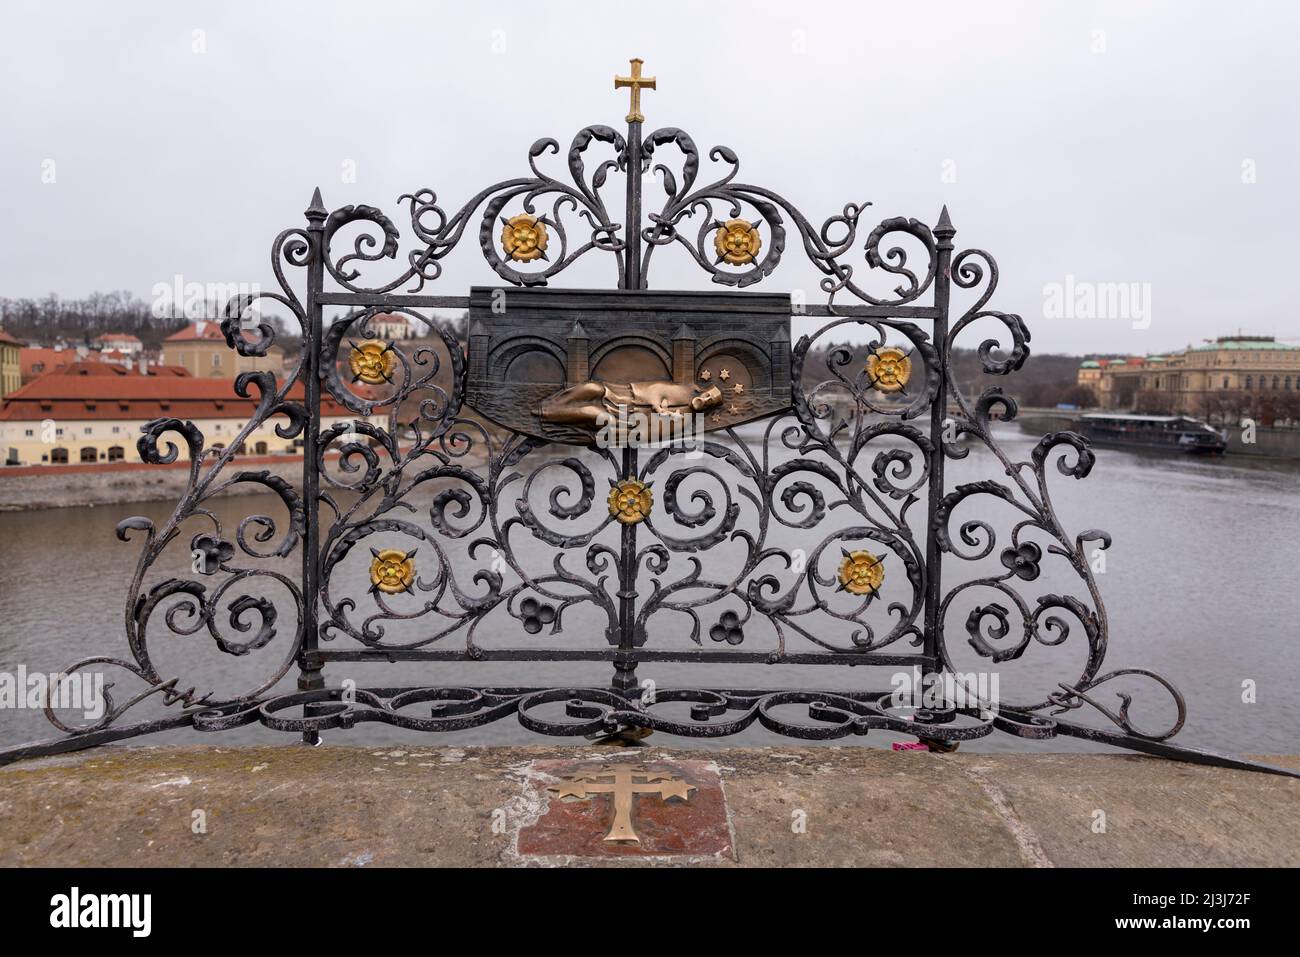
top-left (608, 478), bottom-right (653, 525)
top-left (548, 764), bottom-right (694, 843)
top-left (866, 346), bottom-right (912, 393)
top-left (369, 548), bottom-right (416, 595)
top-left (714, 219), bottom-right (762, 266)
top-left (839, 549), bottom-right (885, 596)
top-left (613, 57), bottom-right (656, 124)
top-left (500, 213), bottom-right (549, 262)
top-left (348, 340), bottom-right (396, 385)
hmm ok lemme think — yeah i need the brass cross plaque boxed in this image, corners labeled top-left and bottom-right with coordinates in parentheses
top-left (548, 763), bottom-right (695, 843)
top-left (519, 759), bottom-right (731, 858)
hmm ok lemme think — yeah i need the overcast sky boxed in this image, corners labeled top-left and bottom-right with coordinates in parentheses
top-left (2, 0), bottom-right (1297, 355)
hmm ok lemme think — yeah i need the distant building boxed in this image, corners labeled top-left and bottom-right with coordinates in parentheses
top-left (93, 332), bottom-right (144, 355)
top-left (0, 329), bottom-right (21, 397)
top-left (370, 313), bottom-right (414, 341)
top-left (1080, 336), bottom-right (1300, 414)
top-left (19, 346), bottom-right (76, 383)
top-left (1075, 358), bottom-right (1107, 391)
top-left (97, 349), bottom-right (150, 369)
top-left (162, 321), bottom-right (285, 379)
top-left (0, 362), bottom-right (376, 466)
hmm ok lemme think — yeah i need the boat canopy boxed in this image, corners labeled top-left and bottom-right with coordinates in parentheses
top-left (1079, 413), bottom-right (1184, 422)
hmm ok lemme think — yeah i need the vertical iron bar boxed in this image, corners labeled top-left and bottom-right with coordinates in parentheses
top-left (612, 445), bottom-right (639, 692)
top-left (613, 111), bottom-right (644, 689)
top-left (623, 120), bottom-right (643, 290)
top-left (923, 206), bottom-right (956, 679)
top-left (298, 188), bottom-right (328, 744)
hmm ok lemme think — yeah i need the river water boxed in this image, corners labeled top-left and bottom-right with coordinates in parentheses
top-left (1, 424), bottom-right (1296, 756)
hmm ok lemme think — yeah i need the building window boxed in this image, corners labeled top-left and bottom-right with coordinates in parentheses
top-left (212, 353), bottom-right (222, 368)
top-left (80, 447), bottom-right (98, 463)
top-left (24, 429), bottom-right (33, 437)
top-left (1273, 376), bottom-right (1280, 389)
top-left (1246, 376), bottom-right (1252, 389)
top-left (84, 426), bottom-right (93, 435)
top-left (112, 426), bottom-right (120, 434)
top-left (107, 446), bottom-right (125, 462)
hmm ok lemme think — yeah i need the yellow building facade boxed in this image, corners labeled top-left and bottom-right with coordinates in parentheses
top-left (161, 321), bottom-right (286, 379)
top-left (0, 365), bottom-right (377, 466)
top-left (0, 329), bottom-right (22, 398)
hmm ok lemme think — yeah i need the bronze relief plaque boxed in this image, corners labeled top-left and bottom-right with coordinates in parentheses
top-left (465, 287), bottom-right (792, 445)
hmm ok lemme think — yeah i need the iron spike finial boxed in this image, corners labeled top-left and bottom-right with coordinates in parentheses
top-left (305, 186), bottom-right (327, 226)
top-left (936, 204), bottom-right (954, 233)
top-left (935, 204), bottom-right (956, 249)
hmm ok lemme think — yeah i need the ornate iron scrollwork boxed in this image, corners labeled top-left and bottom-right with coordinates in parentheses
top-left (3, 105), bottom-right (1293, 781)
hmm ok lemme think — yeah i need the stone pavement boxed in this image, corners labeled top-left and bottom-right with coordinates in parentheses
top-left (1, 745), bottom-right (1296, 867)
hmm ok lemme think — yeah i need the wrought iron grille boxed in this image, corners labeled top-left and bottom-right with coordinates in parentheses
top-left (4, 73), bottom-right (1294, 776)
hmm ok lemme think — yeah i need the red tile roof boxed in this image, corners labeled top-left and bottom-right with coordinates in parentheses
top-left (0, 329), bottom-right (23, 346)
top-left (40, 361), bottom-right (189, 378)
top-left (164, 322), bottom-right (284, 353)
top-left (0, 370), bottom-right (352, 421)
top-left (164, 321), bottom-right (226, 341)
top-left (19, 347), bottom-right (77, 379)
top-left (94, 332), bottom-right (142, 342)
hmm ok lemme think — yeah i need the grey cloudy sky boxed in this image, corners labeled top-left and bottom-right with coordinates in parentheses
top-left (2, 0), bottom-right (1297, 355)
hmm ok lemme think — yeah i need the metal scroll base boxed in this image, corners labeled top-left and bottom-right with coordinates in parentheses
top-left (3, 685), bottom-right (1297, 778)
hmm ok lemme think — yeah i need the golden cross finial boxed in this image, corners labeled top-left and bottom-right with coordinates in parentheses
top-left (614, 57), bottom-right (656, 124)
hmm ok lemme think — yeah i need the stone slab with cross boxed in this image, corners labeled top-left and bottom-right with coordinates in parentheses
top-left (518, 758), bottom-right (733, 859)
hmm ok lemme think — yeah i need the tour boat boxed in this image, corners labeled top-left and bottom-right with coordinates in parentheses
top-left (1076, 413), bottom-right (1227, 454)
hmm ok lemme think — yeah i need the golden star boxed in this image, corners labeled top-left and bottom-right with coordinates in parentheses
top-left (654, 779), bottom-right (695, 801)
top-left (733, 383), bottom-right (745, 394)
top-left (718, 368), bottom-right (731, 381)
top-left (700, 369), bottom-right (712, 381)
top-left (551, 781), bottom-right (589, 799)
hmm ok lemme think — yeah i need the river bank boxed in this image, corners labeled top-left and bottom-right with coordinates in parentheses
top-left (2, 745), bottom-right (1296, 866)
top-left (0, 446), bottom-right (491, 512)
top-left (0, 455), bottom-right (307, 512)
